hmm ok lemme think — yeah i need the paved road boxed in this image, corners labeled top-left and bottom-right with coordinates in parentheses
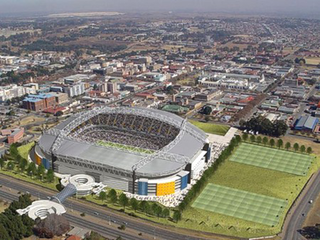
top-left (0, 174), bottom-right (241, 240)
top-left (0, 189), bottom-right (141, 240)
top-left (282, 170), bottom-right (320, 240)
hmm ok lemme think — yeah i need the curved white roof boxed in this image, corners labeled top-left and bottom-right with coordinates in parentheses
top-left (38, 107), bottom-right (208, 178)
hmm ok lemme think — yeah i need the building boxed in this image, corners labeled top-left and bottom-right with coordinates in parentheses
top-left (0, 128), bottom-right (24, 144)
top-left (107, 81), bottom-right (118, 93)
top-left (23, 93), bottom-right (56, 111)
top-left (49, 92), bottom-right (69, 104)
top-left (64, 83), bottom-right (85, 97)
top-left (294, 115), bottom-right (319, 132)
top-left (0, 84), bottom-right (36, 102)
top-left (35, 107), bottom-right (211, 197)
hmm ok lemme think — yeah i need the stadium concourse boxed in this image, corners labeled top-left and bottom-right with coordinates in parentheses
top-left (32, 107), bottom-right (235, 200)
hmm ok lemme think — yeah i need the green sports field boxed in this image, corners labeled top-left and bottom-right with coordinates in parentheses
top-left (230, 143), bottom-right (313, 176)
top-left (192, 184), bottom-right (287, 226)
top-left (189, 120), bottom-right (230, 136)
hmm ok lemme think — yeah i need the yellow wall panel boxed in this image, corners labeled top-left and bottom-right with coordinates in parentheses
top-left (156, 181), bottom-right (175, 196)
top-left (35, 152), bottom-right (41, 165)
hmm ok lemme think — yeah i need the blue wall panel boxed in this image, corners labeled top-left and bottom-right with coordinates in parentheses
top-left (206, 147), bottom-right (211, 162)
top-left (181, 174), bottom-right (188, 190)
top-left (41, 158), bottom-right (50, 170)
top-left (138, 181), bottom-right (148, 195)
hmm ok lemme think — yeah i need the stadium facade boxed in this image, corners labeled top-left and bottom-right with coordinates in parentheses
top-left (34, 107), bottom-right (211, 196)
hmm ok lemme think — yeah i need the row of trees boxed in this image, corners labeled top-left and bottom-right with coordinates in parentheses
top-left (0, 144), bottom-right (55, 183)
top-left (242, 133), bottom-right (312, 154)
top-left (98, 190), bottom-right (178, 222)
top-left (178, 136), bottom-right (240, 213)
top-left (0, 194), bottom-right (34, 240)
top-left (240, 116), bottom-right (288, 137)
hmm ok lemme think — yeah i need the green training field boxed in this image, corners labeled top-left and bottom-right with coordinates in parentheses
top-left (192, 184), bottom-right (287, 227)
top-left (189, 120), bottom-right (230, 136)
top-left (230, 143), bottom-right (313, 176)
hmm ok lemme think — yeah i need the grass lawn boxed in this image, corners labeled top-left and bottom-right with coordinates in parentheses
top-left (17, 142), bottom-right (35, 160)
top-left (0, 168), bottom-right (59, 192)
top-left (97, 140), bottom-right (154, 154)
top-left (230, 143), bottom-right (313, 176)
top-left (178, 144), bottom-right (320, 238)
top-left (189, 120), bottom-right (230, 136)
top-left (192, 183), bottom-right (287, 227)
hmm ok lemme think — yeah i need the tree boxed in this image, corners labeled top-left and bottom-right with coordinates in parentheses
top-left (242, 133), bottom-right (248, 141)
top-left (277, 139), bottom-right (283, 149)
top-left (293, 143), bottom-right (299, 152)
top-left (19, 158), bottom-right (28, 172)
top-left (34, 214), bottom-right (70, 238)
top-left (139, 201), bottom-right (150, 214)
top-left (119, 193), bottom-right (129, 210)
top-left (154, 205), bottom-right (162, 218)
top-left (46, 169), bottom-right (54, 183)
top-left (203, 106), bottom-right (212, 115)
top-left (0, 157), bottom-right (4, 169)
top-left (269, 139), bottom-right (275, 147)
top-left (151, 203), bottom-right (158, 216)
top-left (173, 211), bottom-right (182, 223)
top-left (162, 208), bottom-right (170, 218)
top-left (27, 162), bottom-right (37, 177)
top-left (250, 135), bottom-right (255, 143)
top-left (9, 144), bottom-right (19, 159)
top-left (285, 142), bottom-right (291, 151)
top-left (108, 189), bottom-right (117, 204)
top-left (55, 111), bottom-right (63, 117)
top-left (129, 198), bottom-right (139, 212)
top-left (307, 147), bottom-right (312, 154)
top-left (6, 161), bottom-right (14, 170)
top-left (262, 136), bottom-right (268, 145)
top-left (300, 145), bottom-right (306, 153)
top-left (0, 224), bottom-right (10, 240)
top-left (99, 191), bottom-right (107, 202)
top-left (235, 135), bottom-right (241, 144)
top-left (256, 136), bottom-right (262, 144)
top-left (37, 164), bottom-right (46, 180)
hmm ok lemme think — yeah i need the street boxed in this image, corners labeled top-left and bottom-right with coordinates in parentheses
top-left (0, 174), bottom-right (241, 240)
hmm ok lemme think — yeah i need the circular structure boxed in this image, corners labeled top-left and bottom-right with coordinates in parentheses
top-left (17, 200), bottom-right (66, 220)
top-left (35, 107), bottom-right (211, 196)
top-left (61, 174), bottom-right (96, 196)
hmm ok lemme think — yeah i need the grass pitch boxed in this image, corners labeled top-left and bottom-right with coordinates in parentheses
top-left (189, 120), bottom-right (230, 136)
top-left (97, 140), bottom-right (154, 154)
top-left (230, 143), bottom-right (313, 176)
top-left (192, 184), bottom-right (287, 226)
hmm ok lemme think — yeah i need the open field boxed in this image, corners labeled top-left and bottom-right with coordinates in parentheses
top-left (193, 183), bottom-right (287, 226)
top-left (17, 142), bottom-right (35, 160)
top-left (97, 140), bottom-right (154, 154)
top-left (10, 116), bottom-right (46, 128)
top-left (230, 143), bottom-right (313, 176)
top-left (0, 200), bottom-right (9, 213)
top-left (189, 120), bottom-right (230, 136)
top-left (305, 57), bottom-right (320, 66)
top-left (282, 136), bottom-right (320, 155)
top-left (179, 143), bottom-right (320, 237)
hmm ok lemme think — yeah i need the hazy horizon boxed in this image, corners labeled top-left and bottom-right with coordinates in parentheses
top-left (0, 0), bottom-right (320, 18)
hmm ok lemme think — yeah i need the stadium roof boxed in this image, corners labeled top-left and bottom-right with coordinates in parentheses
top-left (39, 107), bottom-right (207, 177)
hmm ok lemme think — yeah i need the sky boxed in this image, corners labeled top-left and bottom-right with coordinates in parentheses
top-left (0, 0), bottom-right (320, 17)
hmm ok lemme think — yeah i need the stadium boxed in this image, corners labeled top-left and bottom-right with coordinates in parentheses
top-left (34, 107), bottom-right (211, 196)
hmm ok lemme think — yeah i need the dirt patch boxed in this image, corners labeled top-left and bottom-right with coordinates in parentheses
top-left (281, 136), bottom-right (320, 155)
